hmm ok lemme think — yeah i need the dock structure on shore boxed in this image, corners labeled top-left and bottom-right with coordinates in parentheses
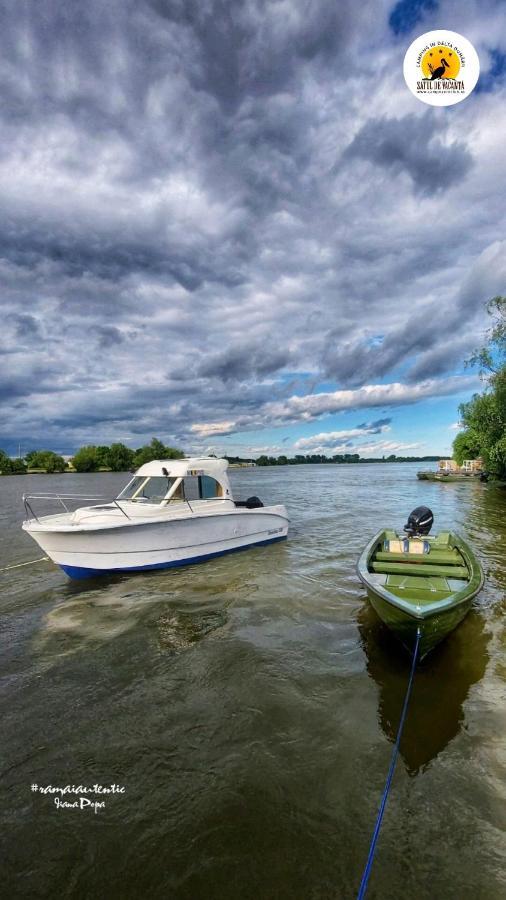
top-left (417, 458), bottom-right (484, 482)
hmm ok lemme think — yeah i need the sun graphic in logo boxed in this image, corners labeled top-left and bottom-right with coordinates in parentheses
top-left (421, 46), bottom-right (460, 80)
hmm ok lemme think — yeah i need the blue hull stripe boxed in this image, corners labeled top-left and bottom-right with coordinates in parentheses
top-left (59, 535), bottom-right (287, 579)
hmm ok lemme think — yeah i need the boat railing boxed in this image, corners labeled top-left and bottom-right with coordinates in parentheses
top-left (22, 493), bottom-right (132, 523)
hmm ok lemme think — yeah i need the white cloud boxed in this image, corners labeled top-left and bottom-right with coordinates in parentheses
top-left (190, 421), bottom-right (237, 437)
top-left (294, 421), bottom-right (390, 450)
top-left (0, 2), bottom-right (503, 454)
top-left (296, 439), bottom-right (423, 457)
top-left (264, 376), bottom-right (478, 423)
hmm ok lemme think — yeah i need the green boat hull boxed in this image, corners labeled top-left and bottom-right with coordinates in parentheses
top-left (357, 529), bottom-right (484, 659)
top-left (365, 588), bottom-right (473, 658)
top-left (417, 472), bottom-right (482, 482)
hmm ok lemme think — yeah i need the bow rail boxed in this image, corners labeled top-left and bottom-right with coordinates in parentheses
top-left (22, 493), bottom-right (131, 523)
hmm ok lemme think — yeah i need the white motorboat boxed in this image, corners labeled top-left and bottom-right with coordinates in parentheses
top-left (22, 458), bottom-right (289, 579)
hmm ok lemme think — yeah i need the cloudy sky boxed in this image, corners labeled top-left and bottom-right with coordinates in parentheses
top-left (1, 0), bottom-right (505, 459)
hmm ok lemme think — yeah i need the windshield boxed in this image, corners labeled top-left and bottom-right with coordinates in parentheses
top-left (117, 476), bottom-right (178, 503)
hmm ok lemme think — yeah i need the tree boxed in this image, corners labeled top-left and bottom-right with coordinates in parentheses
top-left (455, 297), bottom-right (506, 479)
top-left (72, 446), bottom-right (100, 472)
top-left (108, 443), bottom-right (135, 471)
top-left (452, 429), bottom-right (481, 465)
top-left (467, 296), bottom-right (506, 373)
top-left (133, 438), bottom-right (184, 467)
top-left (26, 450), bottom-right (66, 472)
top-left (0, 449), bottom-right (12, 474)
top-left (9, 458), bottom-right (27, 474)
top-left (95, 446), bottom-right (111, 468)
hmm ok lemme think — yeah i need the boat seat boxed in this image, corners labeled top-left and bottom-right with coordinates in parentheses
top-left (370, 560), bottom-right (468, 579)
top-left (375, 549), bottom-right (463, 566)
top-left (383, 538), bottom-right (430, 554)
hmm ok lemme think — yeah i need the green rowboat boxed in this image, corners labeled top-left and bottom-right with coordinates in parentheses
top-left (417, 471), bottom-right (483, 483)
top-left (357, 529), bottom-right (484, 659)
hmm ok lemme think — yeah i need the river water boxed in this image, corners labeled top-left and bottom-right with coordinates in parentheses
top-left (0, 463), bottom-right (504, 899)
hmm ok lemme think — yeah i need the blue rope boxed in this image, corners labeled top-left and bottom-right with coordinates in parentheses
top-left (357, 627), bottom-right (421, 900)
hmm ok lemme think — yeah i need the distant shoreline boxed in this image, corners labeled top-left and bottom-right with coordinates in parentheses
top-left (1, 457), bottom-right (443, 475)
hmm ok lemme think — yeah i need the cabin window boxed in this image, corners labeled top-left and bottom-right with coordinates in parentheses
top-left (182, 475), bottom-right (222, 500)
top-left (200, 475), bottom-right (220, 498)
top-left (118, 476), bottom-right (176, 502)
top-left (183, 476), bottom-right (200, 501)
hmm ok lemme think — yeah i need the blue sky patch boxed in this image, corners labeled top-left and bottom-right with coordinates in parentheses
top-left (389, 0), bottom-right (438, 36)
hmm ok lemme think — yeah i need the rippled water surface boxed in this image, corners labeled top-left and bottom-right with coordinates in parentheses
top-left (0, 464), bottom-right (505, 899)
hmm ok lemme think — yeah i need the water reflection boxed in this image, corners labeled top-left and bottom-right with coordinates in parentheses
top-left (35, 575), bottom-right (231, 658)
top-left (157, 607), bottom-right (228, 651)
top-left (357, 602), bottom-right (490, 775)
top-left (466, 482), bottom-right (506, 594)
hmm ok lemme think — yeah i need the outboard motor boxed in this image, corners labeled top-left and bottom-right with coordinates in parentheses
top-left (245, 496), bottom-right (264, 509)
top-left (404, 505), bottom-right (434, 536)
top-left (234, 496), bottom-right (264, 509)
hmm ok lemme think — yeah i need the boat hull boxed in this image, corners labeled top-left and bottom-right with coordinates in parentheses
top-left (365, 588), bottom-right (473, 659)
top-left (357, 529), bottom-right (484, 659)
top-left (417, 472), bottom-right (482, 482)
top-left (24, 507), bottom-right (289, 579)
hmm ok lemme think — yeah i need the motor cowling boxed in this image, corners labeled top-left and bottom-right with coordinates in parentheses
top-left (234, 496), bottom-right (264, 509)
top-left (404, 505), bottom-right (433, 536)
top-left (245, 496), bottom-right (264, 509)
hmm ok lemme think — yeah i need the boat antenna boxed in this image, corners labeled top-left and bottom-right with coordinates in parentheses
top-left (356, 628), bottom-right (421, 899)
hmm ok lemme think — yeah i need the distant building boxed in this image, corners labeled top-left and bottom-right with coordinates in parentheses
top-left (438, 459), bottom-right (459, 472)
top-left (462, 458), bottom-right (483, 473)
top-left (439, 458), bottom-right (483, 474)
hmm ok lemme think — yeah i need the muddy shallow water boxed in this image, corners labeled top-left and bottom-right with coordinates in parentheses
top-left (0, 463), bottom-right (504, 898)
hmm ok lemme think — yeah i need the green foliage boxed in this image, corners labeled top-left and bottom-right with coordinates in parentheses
top-left (72, 446), bottom-right (100, 472)
top-left (467, 296), bottom-right (506, 374)
top-left (95, 446), bottom-right (111, 468)
top-left (133, 438), bottom-right (184, 467)
top-left (108, 443), bottom-right (135, 471)
top-left (255, 452), bottom-right (433, 466)
top-left (456, 298), bottom-right (506, 479)
top-left (26, 450), bottom-right (66, 472)
top-left (0, 451), bottom-right (28, 474)
top-left (3, 439), bottom-right (183, 475)
top-left (73, 443), bottom-right (137, 473)
top-left (452, 430), bottom-right (481, 465)
top-left (0, 449), bottom-right (13, 473)
top-left (9, 458), bottom-right (27, 474)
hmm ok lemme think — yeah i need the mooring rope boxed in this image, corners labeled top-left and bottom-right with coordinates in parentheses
top-left (0, 556), bottom-right (49, 572)
top-left (357, 627), bottom-right (421, 900)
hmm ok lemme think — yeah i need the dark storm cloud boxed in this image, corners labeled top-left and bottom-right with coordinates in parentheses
top-left (0, 218), bottom-right (246, 292)
top-left (406, 335), bottom-right (477, 382)
top-left (0, 0), bottom-right (504, 453)
top-left (321, 303), bottom-right (439, 387)
top-left (147, 0), bottom-right (355, 111)
top-left (95, 326), bottom-right (125, 349)
top-left (344, 113), bottom-right (473, 195)
top-left (196, 343), bottom-right (291, 381)
top-left (12, 314), bottom-right (41, 339)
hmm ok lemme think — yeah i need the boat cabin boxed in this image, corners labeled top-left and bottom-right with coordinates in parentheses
top-left (117, 458), bottom-right (233, 506)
